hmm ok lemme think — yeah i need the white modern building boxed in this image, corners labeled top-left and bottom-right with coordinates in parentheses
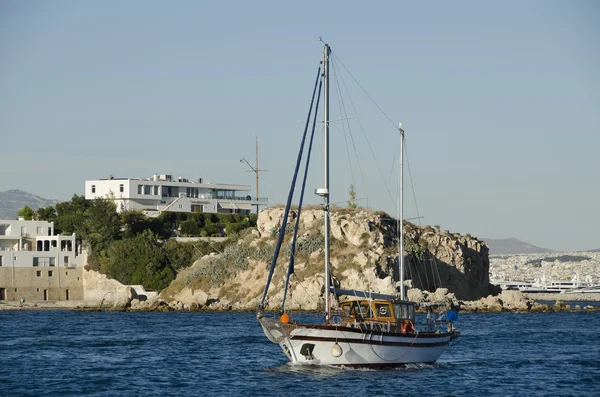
top-left (85, 173), bottom-right (268, 215)
top-left (0, 219), bottom-right (85, 301)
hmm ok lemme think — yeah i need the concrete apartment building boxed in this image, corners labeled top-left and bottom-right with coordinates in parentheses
top-left (85, 173), bottom-right (268, 214)
top-left (0, 219), bottom-right (85, 302)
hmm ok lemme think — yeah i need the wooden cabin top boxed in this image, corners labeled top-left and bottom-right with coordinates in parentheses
top-left (338, 299), bottom-right (416, 324)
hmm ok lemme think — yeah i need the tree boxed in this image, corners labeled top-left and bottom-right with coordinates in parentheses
top-left (54, 194), bottom-right (89, 235)
top-left (120, 210), bottom-right (149, 238)
top-left (82, 198), bottom-right (121, 254)
top-left (164, 239), bottom-right (196, 271)
top-left (106, 230), bottom-right (175, 290)
top-left (17, 205), bottom-right (36, 220)
top-left (179, 219), bottom-right (200, 236)
top-left (348, 184), bottom-right (358, 209)
top-left (37, 206), bottom-right (57, 222)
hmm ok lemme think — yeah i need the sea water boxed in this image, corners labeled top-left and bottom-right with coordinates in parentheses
top-left (1, 308), bottom-right (599, 396)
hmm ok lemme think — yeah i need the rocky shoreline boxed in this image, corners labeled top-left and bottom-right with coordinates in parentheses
top-left (3, 290), bottom-right (599, 313)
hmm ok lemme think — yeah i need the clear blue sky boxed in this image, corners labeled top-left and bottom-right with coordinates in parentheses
top-left (1, 1), bottom-right (598, 252)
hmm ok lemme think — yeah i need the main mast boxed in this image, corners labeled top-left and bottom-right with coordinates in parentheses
top-left (323, 43), bottom-right (331, 321)
top-left (399, 124), bottom-right (405, 301)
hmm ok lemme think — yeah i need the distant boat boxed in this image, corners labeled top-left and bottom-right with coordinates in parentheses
top-left (257, 42), bottom-right (459, 368)
top-left (493, 274), bottom-right (600, 294)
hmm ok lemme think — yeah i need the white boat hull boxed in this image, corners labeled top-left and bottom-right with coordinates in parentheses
top-left (259, 316), bottom-right (455, 368)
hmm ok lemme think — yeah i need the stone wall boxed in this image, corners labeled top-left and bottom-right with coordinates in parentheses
top-left (0, 267), bottom-right (83, 302)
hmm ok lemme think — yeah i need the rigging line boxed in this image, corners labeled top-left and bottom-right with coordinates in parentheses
top-left (429, 255), bottom-right (442, 289)
top-left (415, 255), bottom-right (426, 292)
top-left (418, 252), bottom-right (431, 292)
top-left (331, 51), bottom-right (398, 130)
top-left (403, 139), bottom-right (422, 226)
top-left (260, 65), bottom-right (322, 309)
top-left (333, 57), bottom-right (395, 211)
top-left (331, 57), bottom-right (356, 186)
top-left (367, 330), bottom-right (420, 362)
top-left (282, 78), bottom-right (323, 312)
top-left (432, 255), bottom-right (444, 292)
top-left (333, 59), bottom-right (370, 206)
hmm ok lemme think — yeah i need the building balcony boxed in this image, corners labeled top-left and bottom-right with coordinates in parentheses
top-left (214, 195), bottom-right (268, 203)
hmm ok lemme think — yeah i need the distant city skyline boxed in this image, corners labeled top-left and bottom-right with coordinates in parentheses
top-left (1, 1), bottom-right (598, 252)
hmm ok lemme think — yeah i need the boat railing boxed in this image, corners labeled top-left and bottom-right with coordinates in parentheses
top-left (417, 319), bottom-right (452, 333)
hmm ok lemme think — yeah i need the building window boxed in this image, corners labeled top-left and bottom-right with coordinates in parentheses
top-left (37, 288), bottom-right (40, 292)
top-left (37, 226), bottom-right (43, 234)
top-left (138, 185), bottom-right (142, 194)
top-left (49, 258), bottom-right (55, 267)
top-left (33, 257), bottom-right (39, 266)
top-left (48, 271), bottom-right (53, 277)
top-left (120, 184), bottom-right (124, 193)
top-left (92, 185), bottom-right (96, 193)
top-left (153, 186), bottom-right (159, 195)
top-left (144, 185), bottom-right (151, 195)
top-left (0, 256), bottom-right (2, 266)
top-left (36, 270), bottom-right (41, 277)
top-left (65, 271), bottom-right (69, 276)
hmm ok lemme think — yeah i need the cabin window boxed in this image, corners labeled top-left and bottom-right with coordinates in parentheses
top-left (375, 303), bottom-right (393, 318)
top-left (341, 304), bottom-right (352, 317)
top-left (349, 301), bottom-right (371, 318)
top-left (393, 303), bottom-right (415, 321)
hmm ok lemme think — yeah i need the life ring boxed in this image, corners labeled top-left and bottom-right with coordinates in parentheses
top-left (402, 320), bottom-right (414, 334)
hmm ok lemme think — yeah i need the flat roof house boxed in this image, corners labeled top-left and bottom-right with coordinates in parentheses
top-left (0, 219), bottom-right (85, 302)
top-left (85, 173), bottom-right (268, 215)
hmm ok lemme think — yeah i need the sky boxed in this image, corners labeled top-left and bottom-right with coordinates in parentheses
top-left (1, 0), bottom-right (598, 252)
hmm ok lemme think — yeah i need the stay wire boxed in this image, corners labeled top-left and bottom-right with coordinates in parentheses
top-left (333, 59), bottom-right (372, 208)
top-left (332, 53), bottom-right (396, 211)
top-left (331, 51), bottom-right (398, 130)
top-left (331, 58), bottom-right (356, 186)
top-left (332, 57), bottom-right (369, 206)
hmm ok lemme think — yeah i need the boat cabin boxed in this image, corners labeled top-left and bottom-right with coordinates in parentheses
top-left (339, 299), bottom-right (415, 332)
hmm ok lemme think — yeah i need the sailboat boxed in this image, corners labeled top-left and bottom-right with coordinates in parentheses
top-left (257, 43), bottom-right (459, 368)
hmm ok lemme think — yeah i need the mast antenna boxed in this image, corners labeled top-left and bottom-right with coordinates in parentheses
top-left (240, 135), bottom-right (267, 212)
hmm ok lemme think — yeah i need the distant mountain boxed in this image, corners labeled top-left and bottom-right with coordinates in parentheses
top-left (583, 248), bottom-right (600, 253)
top-left (483, 237), bottom-right (555, 255)
top-left (0, 189), bottom-right (60, 220)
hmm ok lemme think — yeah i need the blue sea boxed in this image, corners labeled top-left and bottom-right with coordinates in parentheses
top-left (1, 308), bottom-right (599, 396)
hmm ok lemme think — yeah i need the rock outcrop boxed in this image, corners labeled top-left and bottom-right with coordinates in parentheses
top-left (83, 269), bottom-right (159, 309)
top-left (160, 206), bottom-right (495, 310)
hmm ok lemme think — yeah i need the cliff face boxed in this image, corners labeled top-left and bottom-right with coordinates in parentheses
top-left (160, 207), bottom-right (493, 309)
